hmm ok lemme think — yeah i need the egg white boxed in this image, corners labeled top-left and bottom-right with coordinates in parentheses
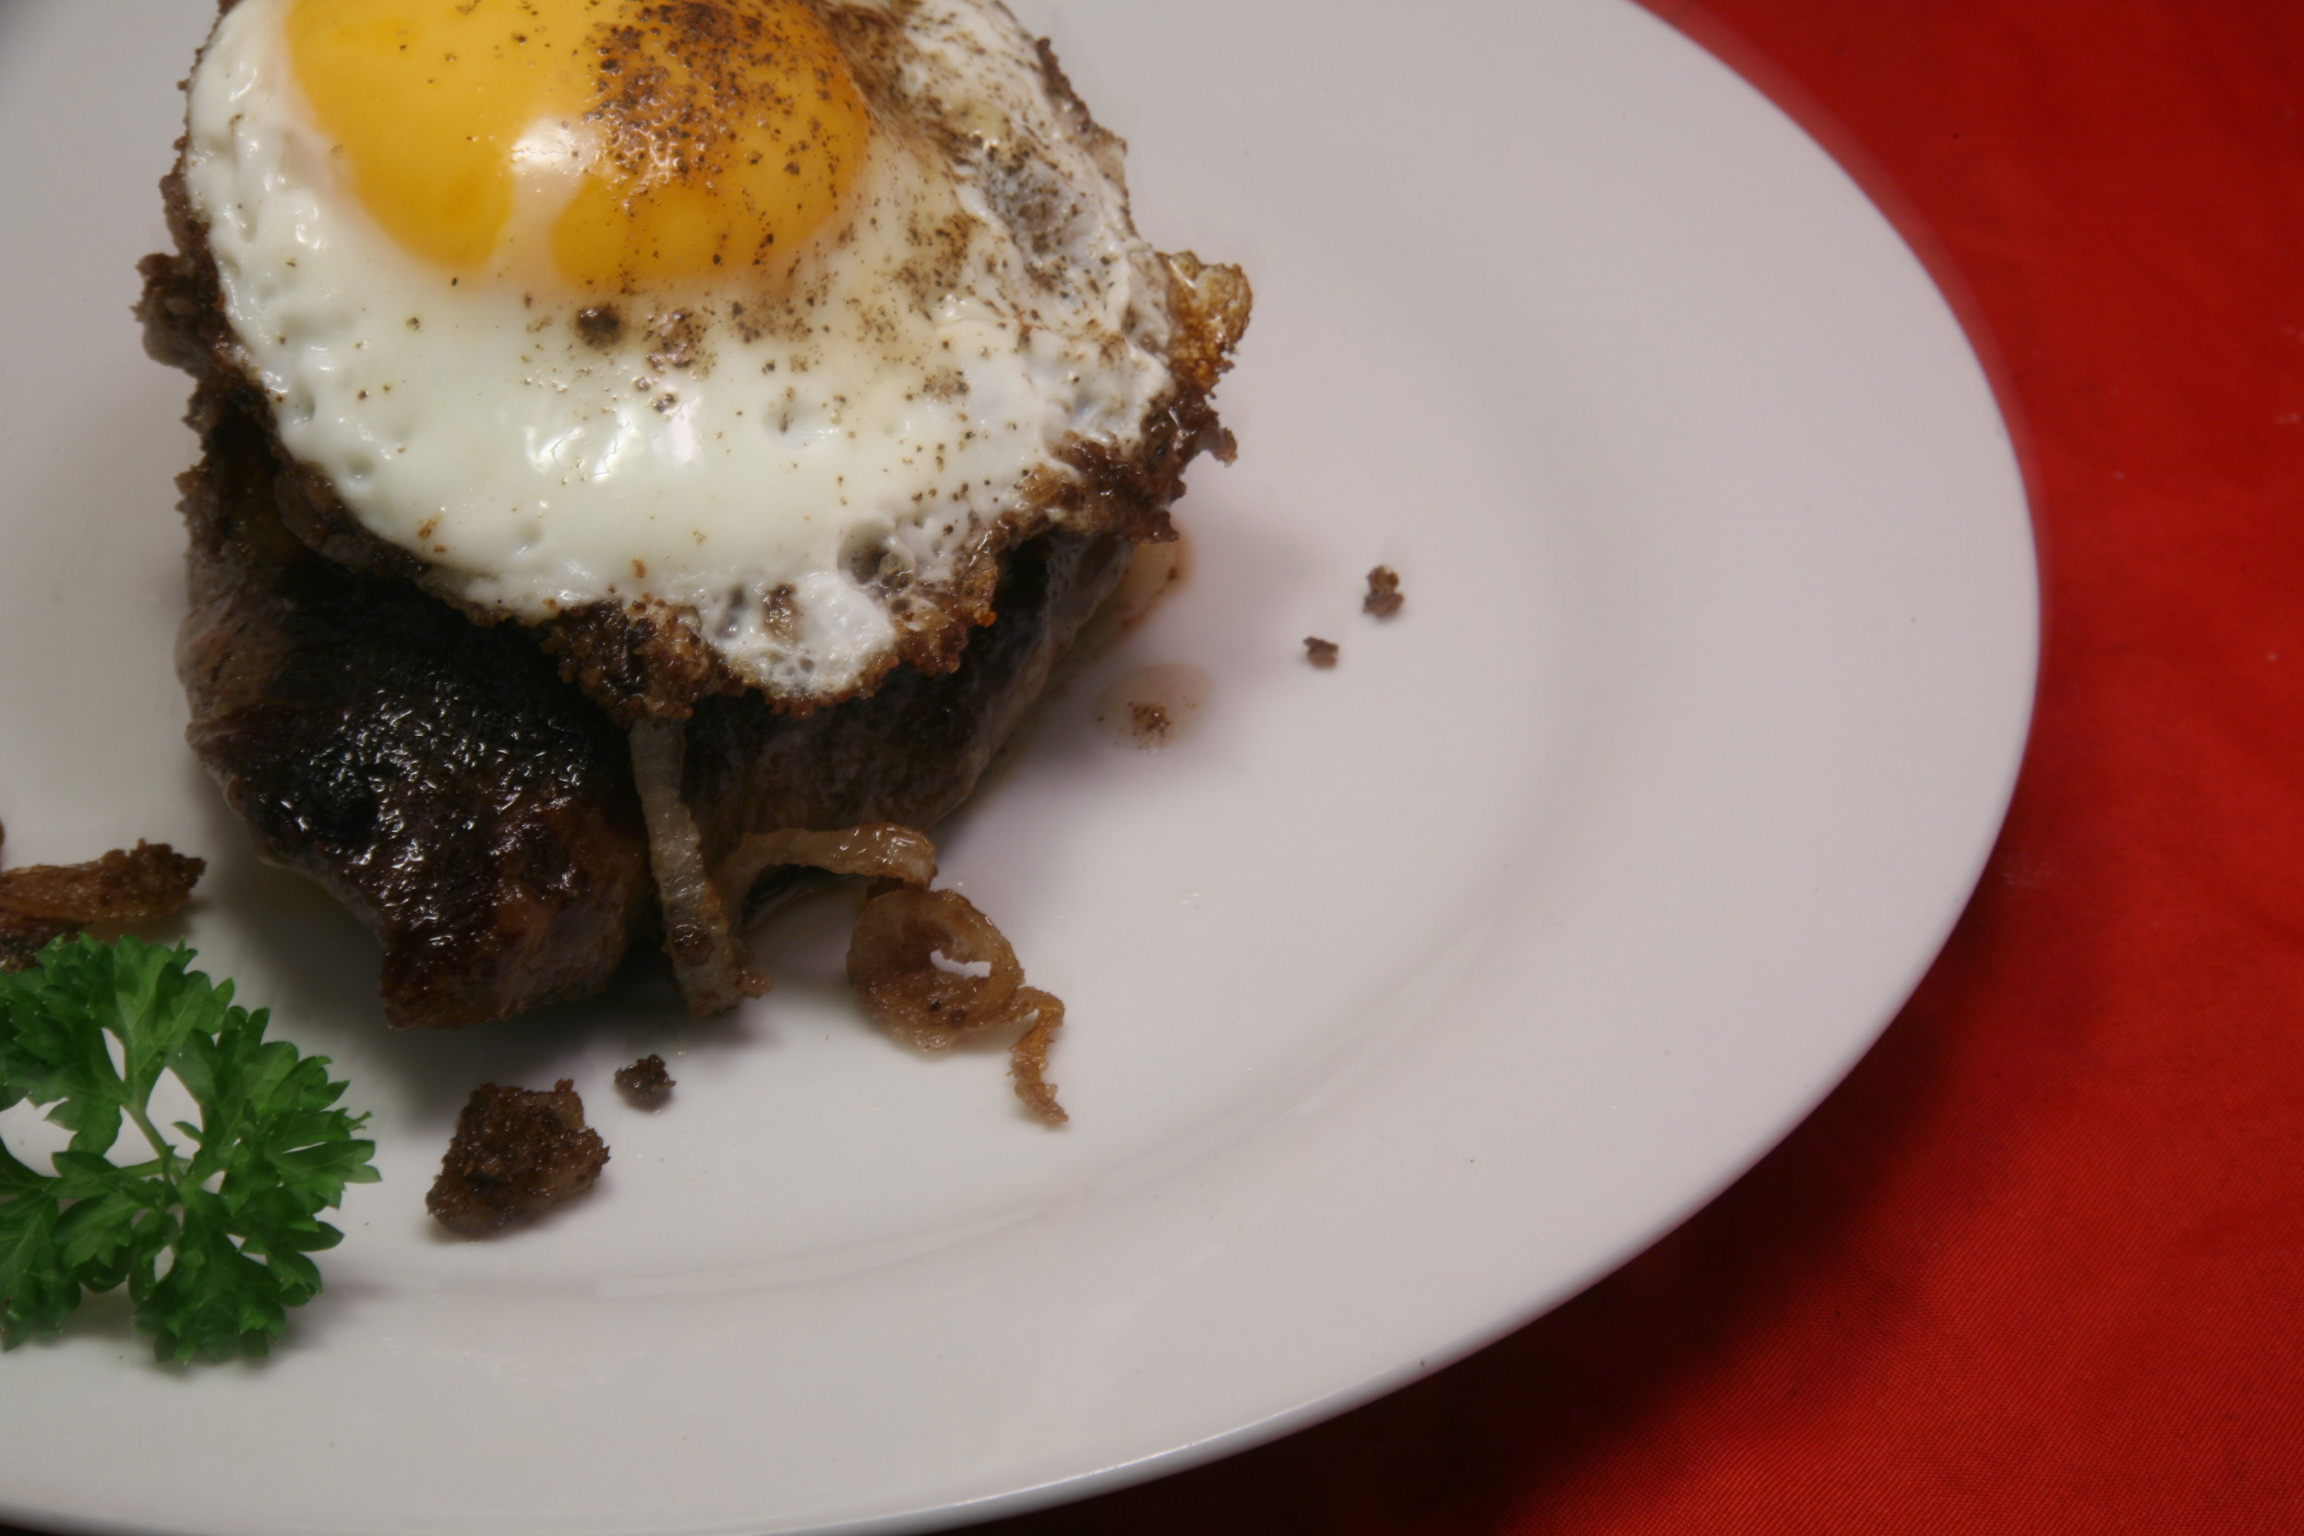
top-left (181, 0), bottom-right (1182, 702)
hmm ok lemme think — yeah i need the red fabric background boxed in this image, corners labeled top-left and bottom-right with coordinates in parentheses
top-left (970, 0), bottom-right (2304, 1531)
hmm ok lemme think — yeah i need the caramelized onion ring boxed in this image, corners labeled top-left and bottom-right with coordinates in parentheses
top-left (714, 824), bottom-right (938, 911)
top-left (846, 887), bottom-right (1023, 1047)
top-left (629, 719), bottom-right (764, 1015)
top-left (847, 887), bottom-right (1067, 1125)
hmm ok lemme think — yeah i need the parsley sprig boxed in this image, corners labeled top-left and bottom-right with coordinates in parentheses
top-left (0, 936), bottom-right (377, 1362)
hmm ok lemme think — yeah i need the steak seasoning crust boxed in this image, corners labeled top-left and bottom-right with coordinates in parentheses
top-left (137, 73), bottom-right (1249, 1029)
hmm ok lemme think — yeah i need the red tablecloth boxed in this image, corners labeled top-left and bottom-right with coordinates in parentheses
top-left (973, 1), bottom-right (2304, 1530)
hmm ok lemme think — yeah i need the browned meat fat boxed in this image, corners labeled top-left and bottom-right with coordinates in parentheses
top-left (0, 841), bottom-right (206, 924)
top-left (426, 1080), bottom-right (609, 1236)
top-left (0, 828), bottom-right (205, 972)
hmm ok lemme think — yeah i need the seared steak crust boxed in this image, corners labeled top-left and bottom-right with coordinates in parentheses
top-left (175, 374), bottom-right (655, 1029)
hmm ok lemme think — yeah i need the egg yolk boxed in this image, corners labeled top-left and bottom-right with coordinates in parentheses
top-left (286, 0), bottom-right (869, 290)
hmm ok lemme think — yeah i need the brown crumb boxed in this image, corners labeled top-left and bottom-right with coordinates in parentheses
top-left (1304, 636), bottom-right (1339, 668)
top-left (1128, 701), bottom-right (1172, 742)
top-left (615, 1053), bottom-right (675, 1108)
top-left (426, 1079), bottom-right (609, 1237)
top-left (1364, 565), bottom-right (1404, 618)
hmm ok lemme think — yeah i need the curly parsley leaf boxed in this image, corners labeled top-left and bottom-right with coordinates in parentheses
top-left (0, 935), bottom-right (378, 1362)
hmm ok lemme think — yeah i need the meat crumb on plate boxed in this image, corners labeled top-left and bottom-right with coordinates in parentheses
top-left (1364, 565), bottom-right (1404, 618)
top-left (1304, 636), bottom-right (1339, 668)
top-left (615, 1054), bottom-right (675, 1108)
top-left (426, 1079), bottom-right (609, 1237)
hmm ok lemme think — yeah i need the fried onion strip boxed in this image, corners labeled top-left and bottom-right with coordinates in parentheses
top-left (1006, 988), bottom-right (1068, 1127)
top-left (629, 718), bottom-right (764, 1015)
top-left (715, 824), bottom-right (938, 911)
top-left (847, 887), bottom-right (1068, 1124)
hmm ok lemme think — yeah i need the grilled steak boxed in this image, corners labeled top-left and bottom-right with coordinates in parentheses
top-left (174, 371), bottom-right (656, 1028)
top-left (152, 251), bottom-right (1143, 1026)
top-left (136, 26), bottom-right (1246, 1028)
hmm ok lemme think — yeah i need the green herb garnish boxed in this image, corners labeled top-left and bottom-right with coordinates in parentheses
top-left (0, 935), bottom-right (377, 1362)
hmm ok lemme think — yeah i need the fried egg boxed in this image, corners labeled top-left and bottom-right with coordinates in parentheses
top-left (180, 0), bottom-right (1211, 705)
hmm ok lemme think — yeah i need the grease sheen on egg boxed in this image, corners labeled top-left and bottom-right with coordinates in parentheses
top-left (181, 0), bottom-right (1187, 703)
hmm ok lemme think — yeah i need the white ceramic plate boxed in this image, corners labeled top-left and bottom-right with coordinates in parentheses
top-left (0, 1), bottom-right (2035, 1532)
